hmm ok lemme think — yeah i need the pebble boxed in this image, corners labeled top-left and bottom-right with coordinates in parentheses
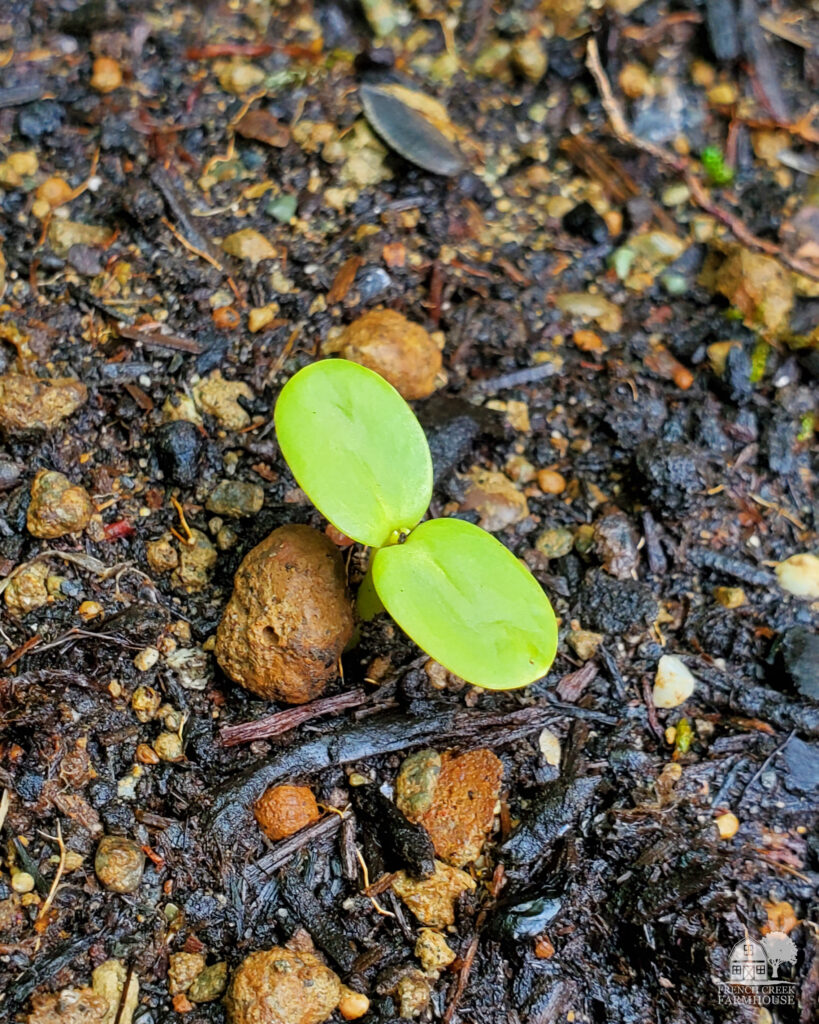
top-left (168, 953), bottom-right (206, 995)
top-left (594, 508), bottom-right (639, 580)
top-left (714, 811), bottom-right (739, 839)
top-left (92, 960), bottom-right (139, 1024)
top-left (562, 201), bottom-right (609, 245)
top-left (146, 533), bottom-right (179, 574)
top-left (653, 654), bottom-right (696, 709)
top-left (133, 646), bottom-right (159, 672)
top-left (91, 56), bottom-right (123, 93)
top-left (537, 469), bottom-right (566, 494)
top-left (415, 928), bottom-right (456, 973)
top-left (254, 784), bottom-right (320, 841)
top-left (154, 420), bottom-right (202, 486)
top-left (461, 468), bottom-right (529, 532)
top-left (193, 372), bottom-right (254, 430)
top-left (188, 962), bottom-right (228, 1003)
top-left (26, 988), bottom-right (109, 1024)
top-left (11, 871), bottom-right (35, 893)
top-left (94, 835), bottom-right (145, 893)
top-left (215, 525), bottom-right (353, 703)
top-left (166, 647), bottom-right (211, 691)
top-left (248, 303), bottom-right (281, 332)
top-left (567, 629), bottom-right (603, 661)
top-left (206, 480), bottom-right (264, 518)
top-left (27, 470), bottom-right (94, 538)
top-left (355, 265), bottom-right (392, 302)
top-left (714, 586), bottom-right (746, 608)
top-left (396, 749), bottom-right (442, 819)
top-left (777, 626), bottom-right (819, 701)
top-left (222, 227), bottom-right (277, 264)
top-left (337, 987), bottom-right (369, 1020)
top-left (538, 728), bottom-right (562, 767)
top-left (619, 62), bottom-right (652, 99)
top-left (171, 530), bottom-right (217, 592)
top-left (48, 220), bottom-right (113, 256)
top-left (0, 375), bottom-right (87, 435)
top-left (4, 562), bottom-right (50, 616)
top-left (397, 972), bottom-right (431, 1018)
top-left (392, 860), bottom-right (476, 927)
top-left (512, 36), bottom-right (547, 82)
top-left (217, 60), bottom-right (266, 96)
top-left (66, 242), bottom-right (104, 276)
top-left (712, 247), bottom-right (794, 335)
top-left (406, 749), bottom-right (503, 867)
top-left (36, 175), bottom-right (73, 210)
top-left (555, 292), bottom-right (622, 332)
top-left (775, 553), bottom-right (819, 600)
top-left (335, 309), bottom-right (442, 400)
top-left (225, 948), bottom-right (341, 1024)
top-left (153, 732), bottom-right (184, 762)
top-left (535, 527), bottom-right (574, 559)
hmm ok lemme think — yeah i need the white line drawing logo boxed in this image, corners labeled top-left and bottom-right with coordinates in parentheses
top-left (717, 931), bottom-right (799, 1007)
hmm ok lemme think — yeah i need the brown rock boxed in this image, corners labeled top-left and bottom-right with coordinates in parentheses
top-left (0, 376), bottom-right (87, 435)
top-left (27, 989), bottom-right (109, 1024)
top-left (146, 533), bottom-right (179, 574)
top-left (215, 525), bottom-right (353, 703)
top-left (4, 562), bottom-right (50, 616)
top-left (336, 309), bottom-right (442, 400)
top-left (711, 246), bottom-right (794, 335)
top-left (94, 836), bottom-right (145, 893)
top-left (225, 948), bottom-right (341, 1024)
top-left (168, 953), bottom-right (206, 995)
top-left (412, 749), bottom-right (503, 867)
top-left (392, 860), bottom-right (475, 927)
top-left (254, 785), bottom-right (320, 840)
top-left (27, 470), bottom-right (94, 538)
top-left (460, 469), bottom-right (528, 532)
top-left (593, 508), bottom-right (639, 580)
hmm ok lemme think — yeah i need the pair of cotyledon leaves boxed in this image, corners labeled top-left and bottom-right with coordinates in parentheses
top-left (274, 359), bottom-right (557, 690)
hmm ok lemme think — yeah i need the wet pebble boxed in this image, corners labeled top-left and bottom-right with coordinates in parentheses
top-left (593, 508), bottom-right (639, 580)
top-left (206, 480), bottom-right (264, 518)
top-left (225, 948), bottom-right (341, 1024)
top-left (355, 265), bottom-right (392, 302)
top-left (168, 953), bottom-right (206, 995)
top-left (414, 929), bottom-right (455, 973)
top-left (254, 784), bottom-right (320, 841)
top-left (188, 962), bottom-right (228, 1003)
top-left (27, 470), bottom-right (94, 539)
top-left (215, 524), bottom-right (353, 702)
top-left (653, 654), bottom-right (696, 708)
top-left (392, 860), bottom-right (476, 927)
top-left (154, 420), bottom-right (202, 486)
top-left (94, 835), bottom-right (145, 893)
top-left (775, 553), bottom-right (819, 600)
top-left (171, 529), bottom-right (217, 592)
top-left (4, 562), bottom-right (49, 616)
top-left (66, 244), bottom-right (105, 276)
top-left (461, 468), bottom-right (528, 532)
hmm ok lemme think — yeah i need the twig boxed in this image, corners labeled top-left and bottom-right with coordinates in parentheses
top-left (585, 38), bottom-right (819, 283)
top-left (0, 789), bottom-right (9, 832)
top-left (116, 322), bottom-right (203, 355)
top-left (355, 847), bottom-right (395, 917)
top-left (35, 821), bottom-right (66, 943)
top-left (221, 689), bottom-right (368, 746)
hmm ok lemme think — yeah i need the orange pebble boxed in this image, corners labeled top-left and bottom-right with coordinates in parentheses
top-left (254, 784), bottom-right (320, 841)
top-left (534, 935), bottom-right (555, 959)
top-left (537, 469), bottom-right (567, 495)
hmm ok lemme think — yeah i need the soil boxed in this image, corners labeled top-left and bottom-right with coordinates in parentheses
top-left (1, 2), bottom-right (818, 1024)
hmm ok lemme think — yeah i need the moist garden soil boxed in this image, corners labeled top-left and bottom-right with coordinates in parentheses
top-left (1, 1), bottom-right (818, 1023)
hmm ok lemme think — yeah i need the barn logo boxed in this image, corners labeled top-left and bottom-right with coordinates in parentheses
top-left (715, 931), bottom-right (799, 1006)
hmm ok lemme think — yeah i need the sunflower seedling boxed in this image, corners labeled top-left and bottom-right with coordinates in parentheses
top-left (274, 359), bottom-right (557, 690)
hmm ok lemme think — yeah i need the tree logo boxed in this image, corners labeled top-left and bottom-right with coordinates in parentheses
top-left (717, 930), bottom-right (799, 1007)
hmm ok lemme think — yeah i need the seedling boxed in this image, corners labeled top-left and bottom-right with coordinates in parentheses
top-left (274, 359), bottom-right (557, 690)
top-left (700, 145), bottom-right (734, 186)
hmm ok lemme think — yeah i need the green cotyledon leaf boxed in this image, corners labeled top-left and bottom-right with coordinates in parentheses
top-left (372, 517), bottom-right (558, 690)
top-left (274, 359), bottom-right (433, 547)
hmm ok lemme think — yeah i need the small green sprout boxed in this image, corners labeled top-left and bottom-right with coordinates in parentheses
top-left (700, 146), bottom-right (734, 186)
top-left (274, 359), bottom-right (558, 690)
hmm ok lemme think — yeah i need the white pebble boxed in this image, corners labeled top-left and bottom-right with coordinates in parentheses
top-left (775, 553), bottom-right (819, 600)
top-left (653, 654), bottom-right (696, 709)
top-left (538, 727), bottom-right (562, 767)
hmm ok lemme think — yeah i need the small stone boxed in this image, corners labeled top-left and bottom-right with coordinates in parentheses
top-left (775, 553), bottom-right (819, 600)
top-left (225, 948), bottom-right (341, 1024)
top-left (27, 470), bottom-right (94, 538)
top-left (461, 468), bottom-right (528, 532)
top-left (248, 304), bottom-right (281, 332)
top-left (537, 469), bottom-right (566, 495)
top-left (777, 626), bottom-right (819, 701)
top-left (337, 988), bottom-right (369, 1021)
top-left (0, 375), bottom-right (87, 435)
top-left (91, 56), bottom-right (123, 93)
top-left (619, 62), bottom-right (652, 99)
top-left (136, 744), bottom-right (159, 765)
top-left (4, 562), bottom-right (50, 616)
top-left (168, 953), bottom-right (206, 995)
top-left (334, 309), bottom-right (442, 400)
top-left (131, 685), bottom-right (162, 722)
top-left (188, 963), bottom-right (228, 1003)
top-left (396, 750), bottom-right (442, 819)
top-left (714, 811), bottom-right (739, 839)
top-left (206, 480), bottom-right (264, 518)
top-left (146, 533), bottom-right (179, 574)
top-left (392, 860), bottom-right (476, 927)
top-left (95, 835), bottom-right (145, 893)
top-left (193, 372), bottom-right (254, 430)
top-left (714, 586), bottom-right (746, 608)
top-left (573, 329), bottom-right (607, 353)
top-left (534, 934), bottom-right (555, 958)
top-left (133, 646), bottom-right (159, 672)
top-left (26, 988), bottom-right (109, 1024)
top-left (153, 732), bottom-right (184, 763)
top-left (222, 227), bottom-right (277, 264)
top-left (36, 176), bottom-right (73, 210)
top-left (397, 972), bottom-right (431, 1018)
top-left (254, 784), bottom-right (320, 841)
top-left (708, 82), bottom-right (738, 105)
top-left (48, 221), bottom-right (113, 256)
top-left (11, 871), bottom-right (35, 893)
top-left (215, 525), bottom-right (353, 703)
top-left (567, 629), bottom-right (602, 661)
top-left (512, 36), bottom-right (547, 82)
top-left (172, 995), bottom-right (193, 1014)
top-left (594, 508), bottom-right (639, 580)
top-left (538, 728), bottom-right (561, 767)
top-left (711, 246), bottom-right (794, 335)
top-left (217, 60), bottom-right (266, 96)
top-left (154, 420), bottom-right (202, 486)
top-left (92, 960), bottom-right (139, 1024)
top-left (505, 455), bottom-right (536, 483)
top-left (535, 527), bottom-right (574, 559)
top-left (415, 928), bottom-right (456, 973)
top-left (555, 292), bottom-right (622, 332)
top-left (166, 647), bottom-right (211, 691)
top-left (78, 600), bottom-right (103, 620)
top-left (171, 530), bottom-right (217, 593)
top-left (653, 654), bottom-right (696, 709)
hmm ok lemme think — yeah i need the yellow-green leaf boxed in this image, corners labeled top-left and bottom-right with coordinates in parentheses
top-left (372, 517), bottom-right (557, 689)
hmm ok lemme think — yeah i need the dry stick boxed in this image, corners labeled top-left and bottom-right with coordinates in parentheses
top-left (35, 821), bottom-right (65, 947)
top-left (220, 689), bottom-right (368, 746)
top-left (585, 38), bottom-right (819, 283)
